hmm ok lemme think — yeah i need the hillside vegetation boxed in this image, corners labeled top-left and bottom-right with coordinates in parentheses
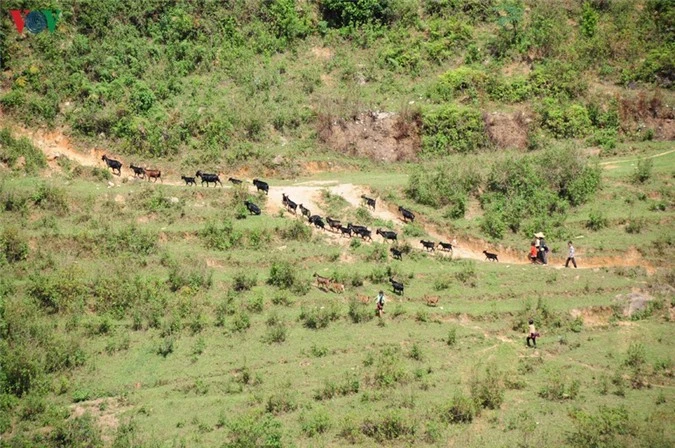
top-left (0, 1), bottom-right (674, 447)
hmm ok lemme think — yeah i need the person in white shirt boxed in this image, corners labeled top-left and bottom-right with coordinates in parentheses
top-left (565, 241), bottom-right (577, 268)
top-left (375, 290), bottom-right (385, 318)
top-left (526, 319), bottom-right (539, 347)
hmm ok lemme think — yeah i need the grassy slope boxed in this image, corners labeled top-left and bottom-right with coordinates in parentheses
top-left (0, 143), bottom-right (673, 446)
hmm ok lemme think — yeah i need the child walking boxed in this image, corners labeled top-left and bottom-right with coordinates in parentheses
top-left (526, 319), bottom-right (539, 348)
top-left (375, 290), bottom-right (385, 318)
top-left (565, 241), bottom-right (577, 268)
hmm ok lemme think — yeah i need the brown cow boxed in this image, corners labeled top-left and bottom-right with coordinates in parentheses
top-left (144, 169), bottom-right (162, 183)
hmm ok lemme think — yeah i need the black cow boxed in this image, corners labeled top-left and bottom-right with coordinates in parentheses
top-left (390, 247), bottom-right (403, 260)
top-left (438, 242), bottom-right (453, 252)
top-left (130, 164), bottom-right (145, 178)
top-left (398, 206), bottom-right (415, 222)
top-left (377, 228), bottom-right (397, 242)
top-left (282, 193), bottom-right (297, 214)
top-left (483, 250), bottom-right (499, 262)
top-left (299, 204), bottom-right (311, 218)
top-left (326, 217), bottom-right (341, 232)
top-left (181, 176), bottom-right (196, 186)
top-left (360, 195), bottom-right (376, 210)
top-left (421, 240), bottom-right (435, 251)
top-left (253, 179), bottom-right (269, 195)
top-left (102, 155), bottom-right (122, 175)
top-left (196, 171), bottom-right (223, 187)
top-left (244, 200), bottom-right (261, 215)
top-left (339, 225), bottom-right (352, 238)
top-left (389, 277), bottom-right (404, 295)
top-left (308, 215), bottom-right (325, 230)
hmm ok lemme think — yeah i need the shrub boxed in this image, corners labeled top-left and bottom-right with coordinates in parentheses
top-left (538, 99), bottom-right (592, 138)
top-left (360, 410), bottom-right (416, 442)
top-left (421, 105), bottom-right (487, 155)
top-left (265, 389), bottom-right (298, 415)
top-left (156, 336), bottom-right (175, 357)
top-left (632, 158), bottom-right (653, 184)
top-left (167, 261), bottom-right (213, 293)
top-left (567, 406), bottom-right (633, 448)
top-left (232, 272), bottom-right (257, 292)
top-left (470, 364), bottom-right (504, 409)
top-left (267, 261), bottom-right (298, 290)
top-left (441, 393), bottom-right (476, 424)
top-left (0, 227), bottom-right (28, 263)
top-left (199, 219), bottom-right (242, 250)
top-left (0, 128), bottom-right (47, 173)
top-left (104, 224), bottom-right (157, 256)
top-left (232, 312), bottom-right (251, 333)
top-left (446, 327), bottom-right (457, 346)
top-left (278, 220), bottom-right (311, 241)
top-left (299, 304), bottom-right (340, 329)
top-left (320, 0), bottom-right (394, 28)
top-left (586, 210), bottom-right (608, 231)
top-left (224, 412), bottom-right (283, 448)
top-left (301, 408), bottom-right (332, 437)
top-left (348, 298), bottom-right (374, 323)
top-left (625, 217), bottom-right (646, 234)
top-left (31, 182), bottom-right (69, 214)
top-left (262, 322), bottom-right (287, 344)
top-left (51, 413), bottom-right (103, 448)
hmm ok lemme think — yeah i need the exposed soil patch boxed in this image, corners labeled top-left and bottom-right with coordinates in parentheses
top-left (317, 111), bottom-right (421, 162)
top-left (70, 397), bottom-right (132, 444)
top-left (570, 306), bottom-right (614, 326)
top-left (483, 111), bottom-right (532, 150)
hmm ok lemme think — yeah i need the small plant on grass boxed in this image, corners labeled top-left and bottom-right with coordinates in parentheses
top-left (232, 272), bottom-right (257, 292)
top-left (625, 216), bottom-right (646, 234)
top-left (300, 407), bottom-right (332, 437)
top-left (470, 364), bottom-right (504, 410)
top-left (447, 327), bottom-right (457, 346)
top-left (157, 336), bottom-right (175, 357)
top-left (632, 157), bottom-right (653, 184)
top-left (586, 210), bottom-right (608, 231)
top-left (231, 312), bottom-right (251, 333)
top-left (441, 393), bottom-right (476, 424)
top-left (310, 344), bottom-right (329, 358)
top-left (262, 322), bottom-right (287, 344)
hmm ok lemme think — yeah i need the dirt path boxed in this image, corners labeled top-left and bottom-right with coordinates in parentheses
top-left (599, 148), bottom-right (675, 167)
top-left (19, 127), bottom-right (656, 270)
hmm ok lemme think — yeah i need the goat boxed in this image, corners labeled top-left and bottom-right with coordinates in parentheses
top-left (253, 178), bottom-right (269, 195)
top-left (338, 225), bottom-right (352, 238)
top-left (329, 281), bottom-right (345, 294)
top-left (421, 240), bottom-right (435, 251)
top-left (129, 164), bottom-right (145, 178)
top-left (398, 206), bottom-right (415, 222)
top-left (358, 295), bottom-right (370, 304)
top-left (299, 204), bottom-right (311, 218)
top-left (438, 241), bottom-right (453, 252)
top-left (389, 277), bottom-right (404, 295)
top-left (348, 224), bottom-right (372, 241)
top-left (144, 169), bottom-right (162, 183)
top-left (377, 228), bottom-right (397, 242)
top-left (308, 215), bottom-right (325, 230)
top-left (282, 193), bottom-right (297, 214)
top-left (228, 177), bottom-right (243, 185)
top-left (483, 250), bottom-right (499, 262)
top-left (390, 247), bottom-right (403, 260)
top-left (244, 200), bottom-right (261, 215)
top-left (195, 171), bottom-right (223, 187)
top-left (360, 195), bottom-right (376, 210)
top-left (313, 273), bottom-right (331, 289)
top-left (102, 155), bottom-right (122, 175)
top-left (425, 295), bottom-right (440, 307)
top-left (326, 217), bottom-right (341, 232)
top-left (181, 176), bottom-right (196, 186)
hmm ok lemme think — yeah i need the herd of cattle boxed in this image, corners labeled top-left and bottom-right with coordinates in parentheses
top-left (102, 154), bottom-right (500, 297)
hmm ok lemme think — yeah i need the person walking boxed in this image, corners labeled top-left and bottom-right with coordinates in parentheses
top-left (375, 290), bottom-right (385, 318)
top-left (565, 240), bottom-right (577, 268)
top-left (526, 319), bottom-right (539, 348)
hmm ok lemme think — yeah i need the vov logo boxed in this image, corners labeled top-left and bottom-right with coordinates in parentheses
top-left (9, 9), bottom-right (61, 34)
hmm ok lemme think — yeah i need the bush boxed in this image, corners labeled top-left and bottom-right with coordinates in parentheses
top-left (632, 158), bottom-right (653, 184)
top-left (360, 410), bottom-right (416, 442)
top-left (567, 406), bottom-right (633, 448)
top-left (301, 408), bottom-right (332, 437)
top-left (586, 210), bottom-right (608, 231)
top-left (538, 99), bottom-right (592, 138)
top-left (167, 261), bottom-right (213, 293)
top-left (51, 412), bottom-right (104, 447)
top-left (421, 105), bottom-right (487, 155)
top-left (267, 261), bottom-right (298, 290)
top-left (0, 227), bottom-right (28, 263)
top-left (265, 388), bottom-right (298, 415)
top-left (278, 220), bottom-right (311, 241)
top-left (199, 219), bottom-right (242, 250)
top-left (470, 364), bottom-right (504, 409)
top-left (321, 0), bottom-right (395, 28)
top-left (299, 304), bottom-right (340, 329)
top-left (348, 298), bottom-right (374, 323)
top-left (224, 412), bottom-right (283, 448)
top-left (441, 393), bottom-right (476, 424)
top-left (0, 128), bottom-right (47, 173)
top-left (232, 272), bottom-right (257, 292)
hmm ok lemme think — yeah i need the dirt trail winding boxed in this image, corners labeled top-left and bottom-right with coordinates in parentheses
top-left (19, 127), bottom-right (656, 270)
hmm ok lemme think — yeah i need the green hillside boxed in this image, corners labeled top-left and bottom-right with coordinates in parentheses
top-left (0, 1), bottom-right (673, 447)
